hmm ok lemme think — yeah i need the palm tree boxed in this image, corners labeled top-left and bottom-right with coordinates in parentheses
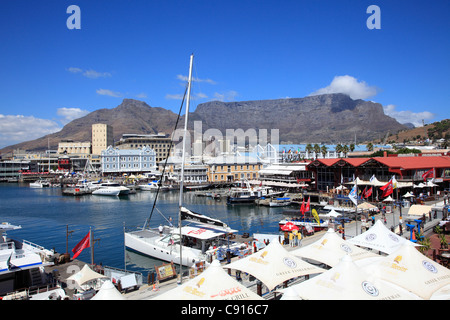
top-left (335, 144), bottom-right (343, 157)
top-left (305, 144), bottom-right (313, 159)
top-left (321, 145), bottom-right (328, 158)
top-left (313, 144), bottom-right (320, 159)
top-left (350, 143), bottom-right (355, 152)
top-left (342, 145), bottom-right (349, 158)
top-left (366, 142), bottom-right (374, 152)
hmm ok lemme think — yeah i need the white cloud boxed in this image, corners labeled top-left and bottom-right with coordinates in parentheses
top-left (83, 69), bottom-right (112, 79)
top-left (136, 93), bottom-right (148, 99)
top-left (176, 74), bottom-right (216, 84)
top-left (67, 67), bottom-right (112, 79)
top-left (57, 107), bottom-right (90, 125)
top-left (383, 104), bottom-right (435, 127)
top-left (0, 114), bottom-right (62, 148)
top-left (213, 90), bottom-right (238, 102)
top-left (310, 75), bottom-right (378, 100)
top-left (96, 88), bottom-right (122, 98)
top-left (165, 92), bottom-right (208, 100)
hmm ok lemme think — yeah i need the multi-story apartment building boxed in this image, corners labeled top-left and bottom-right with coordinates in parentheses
top-left (92, 123), bottom-right (114, 156)
top-left (101, 145), bottom-right (157, 174)
top-left (115, 133), bottom-right (172, 163)
top-left (206, 155), bottom-right (263, 183)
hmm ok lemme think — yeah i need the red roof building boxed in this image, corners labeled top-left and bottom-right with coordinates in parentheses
top-left (307, 155), bottom-right (450, 191)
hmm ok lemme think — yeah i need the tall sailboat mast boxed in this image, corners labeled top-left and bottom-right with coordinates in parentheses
top-left (178, 53), bottom-right (194, 282)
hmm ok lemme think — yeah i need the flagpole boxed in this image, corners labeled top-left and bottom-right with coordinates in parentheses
top-left (90, 227), bottom-right (94, 266)
top-left (355, 177), bottom-right (358, 236)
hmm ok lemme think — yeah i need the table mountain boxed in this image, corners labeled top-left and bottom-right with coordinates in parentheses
top-left (0, 94), bottom-right (408, 153)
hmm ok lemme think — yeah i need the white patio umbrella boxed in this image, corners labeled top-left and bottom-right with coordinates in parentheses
top-left (91, 280), bottom-right (125, 300)
top-left (152, 260), bottom-right (262, 300)
top-left (362, 243), bottom-right (450, 299)
top-left (382, 195), bottom-right (394, 202)
top-left (226, 238), bottom-right (325, 291)
top-left (279, 255), bottom-right (420, 300)
top-left (347, 220), bottom-right (418, 255)
top-left (291, 228), bottom-right (379, 267)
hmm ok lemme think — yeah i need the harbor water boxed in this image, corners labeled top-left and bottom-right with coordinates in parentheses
top-left (0, 183), bottom-right (288, 276)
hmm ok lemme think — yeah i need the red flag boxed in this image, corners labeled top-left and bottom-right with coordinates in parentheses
top-left (361, 186), bottom-right (367, 198)
top-left (422, 168), bottom-right (434, 182)
top-left (305, 197), bottom-right (310, 213)
top-left (300, 198), bottom-right (305, 216)
top-left (72, 231), bottom-right (91, 259)
top-left (381, 180), bottom-right (393, 197)
top-left (364, 186), bottom-right (373, 198)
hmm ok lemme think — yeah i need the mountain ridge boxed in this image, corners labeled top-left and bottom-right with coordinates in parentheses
top-left (0, 94), bottom-right (408, 153)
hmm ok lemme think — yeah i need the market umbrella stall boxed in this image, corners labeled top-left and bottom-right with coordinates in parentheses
top-left (362, 243), bottom-right (450, 299)
top-left (347, 220), bottom-right (418, 254)
top-left (279, 254), bottom-right (420, 300)
top-left (91, 280), bottom-right (125, 300)
top-left (226, 238), bottom-right (325, 291)
top-left (291, 228), bottom-right (379, 267)
top-left (66, 264), bottom-right (108, 289)
top-left (152, 260), bottom-right (262, 300)
top-left (280, 221), bottom-right (299, 232)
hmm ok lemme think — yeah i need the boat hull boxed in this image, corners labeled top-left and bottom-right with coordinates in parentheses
top-left (124, 230), bottom-right (202, 267)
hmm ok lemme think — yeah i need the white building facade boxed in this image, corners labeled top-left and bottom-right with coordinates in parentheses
top-left (101, 146), bottom-right (157, 174)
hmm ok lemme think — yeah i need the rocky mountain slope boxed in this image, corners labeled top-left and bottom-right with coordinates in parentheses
top-left (0, 94), bottom-right (408, 153)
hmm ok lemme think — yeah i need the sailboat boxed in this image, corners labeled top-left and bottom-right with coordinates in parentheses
top-left (124, 55), bottom-right (241, 268)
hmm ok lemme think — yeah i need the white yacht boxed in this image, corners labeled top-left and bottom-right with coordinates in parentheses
top-left (92, 181), bottom-right (130, 196)
top-left (0, 222), bottom-right (56, 297)
top-left (29, 179), bottom-right (50, 188)
top-left (125, 207), bottom-right (242, 266)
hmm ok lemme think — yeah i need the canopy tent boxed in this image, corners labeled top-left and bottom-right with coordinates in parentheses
top-left (347, 220), bottom-right (418, 254)
top-left (382, 196), bottom-right (394, 202)
top-left (402, 192), bottom-right (415, 198)
top-left (368, 176), bottom-right (388, 187)
top-left (291, 229), bottom-right (378, 267)
top-left (279, 255), bottom-right (420, 300)
top-left (362, 244), bottom-right (450, 300)
top-left (357, 202), bottom-right (378, 212)
top-left (346, 177), bottom-right (370, 185)
top-left (430, 284), bottom-right (450, 300)
top-left (407, 204), bottom-right (433, 216)
top-left (91, 280), bottom-right (125, 300)
top-left (226, 238), bottom-right (325, 291)
top-left (152, 260), bottom-right (262, 300)
top-left (414, 182), bottom-right (426, 188)
top-left (66, 264), bottom-right (108, 288)
top-left (319, 209), bottom-right (341, 218)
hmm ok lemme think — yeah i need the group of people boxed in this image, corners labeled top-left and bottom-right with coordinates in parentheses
top-left (283, 230), bottom-right (302, 247)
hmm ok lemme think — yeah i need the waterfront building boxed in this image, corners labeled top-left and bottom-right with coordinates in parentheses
top-left (115, 133), bottom-right (171, 163)
top-left (206, 154), bottom-right (263, 183)
top-left (58, 140), bottom-right (91, 156)
top-left (92, 123), bottom-right (114, 156)
top-left (258, 162), bottom-right (313, 187)
top-left (0, 160), bottom-right (31, 181)
top-left (307, 155), bottom-right (450, 192)
top-left (101, 145), bottom-right (157, 175)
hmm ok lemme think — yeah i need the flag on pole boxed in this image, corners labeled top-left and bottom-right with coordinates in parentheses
top-left (349, 185), bottom-right (358, 206)
top-left (364, 186), bottom-right (373, 198)
top-left (391, 175), bottom-right (398, 189)
top-left (72, 231), bottom-right (91, 259)
top-left (422, 168), bottom-right (434, 182)
top-left (300, 198), bottom-right (305, 216)
top-left (305, 196), bottom-right (310, 213)
top-left (381, 179), bottom-right (393, 198)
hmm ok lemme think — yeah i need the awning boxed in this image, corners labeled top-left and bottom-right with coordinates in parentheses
top-left (175, 223), bottom-right (238, 240)
top-left (259, 169), bottom-right (293, 176)
top-left (407, 204), bottom-right (433, 216)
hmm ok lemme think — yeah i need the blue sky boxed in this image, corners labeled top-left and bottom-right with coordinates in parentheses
top-left (0, 0), bottom-right (449, 148)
